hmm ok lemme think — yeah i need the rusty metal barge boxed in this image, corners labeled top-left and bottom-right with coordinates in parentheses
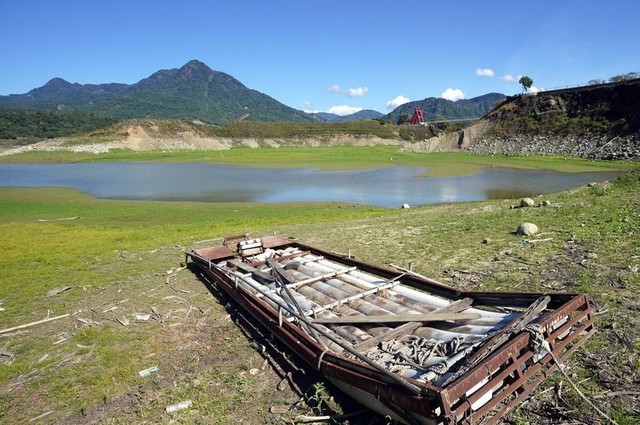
top-left (186, 235), bottom-right (594, 425)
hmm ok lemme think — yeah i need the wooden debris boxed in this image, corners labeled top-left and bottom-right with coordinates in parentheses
top-left (0, 313), bottom-right (70, 335)
top-left (37, 216), bottom-right (79, 222)
top-left (46, 286), bottom-right (72, 297)
top-left (526, 238), bottom-right (554, 244)
top-left (28, 410), bottom-right (54, 422)
top-left (117, 317), bottom-right (130, 326)
top-left (102, 306), bottom-right (118, 313)
top-left (76, 317), bottom-right (101, 327)
top-left (163, 295), bottom-right (187, 304)
top-left (293, 409), bottom-right (369, 423)
top-left (165, 266), bottom-right (187, 283)
top-left (184, 305), bottom-right (193, 321)
top-left (37, 353), bottom-right (50, 363)
top-left (135, 314), bottom-right (151, 321)
top-left (151, 307), bottom-right (163, 322)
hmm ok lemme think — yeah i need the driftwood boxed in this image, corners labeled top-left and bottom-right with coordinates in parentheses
top-left (28, 410), bottom-right (54, 422)
top-left (312, 312), bottom-right (480, 325)
top-left (0, 314), bottom-right (70, 335)
top-left (47, 286), bottom-right (72, 297)
top-left (37, 216), bottom-right (79, 222)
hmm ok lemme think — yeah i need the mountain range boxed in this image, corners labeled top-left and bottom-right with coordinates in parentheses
top-left (0, 60), bottom-right (504, 126)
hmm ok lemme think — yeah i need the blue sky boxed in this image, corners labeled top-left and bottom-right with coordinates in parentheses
top-left (1, 0), bottom-right (638, 115)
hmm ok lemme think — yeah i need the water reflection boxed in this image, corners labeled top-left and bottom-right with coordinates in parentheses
top-left (0, 163), bottom-right (623, 208)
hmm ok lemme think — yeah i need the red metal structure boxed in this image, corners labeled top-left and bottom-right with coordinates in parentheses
top-left (187, 234), bottom-right (595, 425)
top-left (410, 107), bottom-right (425, 125)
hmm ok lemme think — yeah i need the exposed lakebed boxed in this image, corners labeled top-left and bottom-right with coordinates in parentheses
top-left (0, 163), bottom-right (624, 207)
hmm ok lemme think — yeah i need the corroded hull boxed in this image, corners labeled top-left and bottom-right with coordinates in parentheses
top-left (187, 235), bottom-right (594, 424)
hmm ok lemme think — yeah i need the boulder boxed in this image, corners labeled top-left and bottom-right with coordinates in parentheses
top-left (520, 197), bottom-right (535, 207)
top-left (401, 203), bottom-right (411, 209)
top-left (516, 222), bottom-right (539, 236)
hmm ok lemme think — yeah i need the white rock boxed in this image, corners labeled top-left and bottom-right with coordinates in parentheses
top-left (520, 198), bottom-right (535, 207)
top-left (516, 222), bottom-right (539, 236)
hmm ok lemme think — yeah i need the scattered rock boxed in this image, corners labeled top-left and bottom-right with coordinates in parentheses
top-left (482, 238), bottom-right (491, 244)
top-left (469, 133), bottom-right (640, 160)
top-left (588, 182), bottom-right (598, 187)
top-left (541, 200), bottom-right (552, 206)
top-left (516, 222), bottom-right (539, 236)
top-left (401, 203), bottom-right (410, 209)
top-left (520, 198), bottom-right (535, 207)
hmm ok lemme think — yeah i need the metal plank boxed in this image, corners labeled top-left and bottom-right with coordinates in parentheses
top-left (313, 312), bottom-right (481, 324)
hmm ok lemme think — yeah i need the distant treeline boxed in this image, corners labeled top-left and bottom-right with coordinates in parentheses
top-left (0, 110), bottom-right (119, 139)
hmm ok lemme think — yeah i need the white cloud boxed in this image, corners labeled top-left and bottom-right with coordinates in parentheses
top-left (527, 86), bottom-right (543, 94)
top-left (328, 105), bottom-right (364, 116)
top-left (303, 109), bottom-right (321, 113)
top-left (441, 88), bottom-right (465, 102)
top-left (386, 95), bottom-right (410, 110)
top-left (328, 84), bottom-right (369, 98)
top-left (501, 74), bottom-right (523, 83)
top-left (476, 68), bottom-right (495, 77)
top-left (347, 86), bottom-right (368, 97)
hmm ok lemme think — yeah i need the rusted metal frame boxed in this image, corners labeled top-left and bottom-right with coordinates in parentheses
top-left (443, 329), bottom-right (537, 401)
top-left (442, 306), bottom-right (581, 405)
top-left (443, 305), bottom-right (595, 424)
top-left (200, 252), bottom-right (436, 414)
top-left (194, 260), bottom-right (322, 366)
top-left (320, 359), bottom-right (439, 423)
top-left (546, 307), bottom-right (593, 347)
top-left (456, 340), bottom-right (546, 421)
top-left (539, 293), bottom-right (591, 326)
top-left (464, 330), bottom-right (589, 424)
top-left (442, 333), bottom-right (532, 423)
top-left (481, 312), bottom-right (596, 423)
top-left (462, 291), bottom-right (577, 310)
top-left (206, 259), bottom-right (424, 396)
top-left (222, 233), bottom-right (250, 247)
top-left (545, 311), bottom-right (595, 364)
top-left (441, 296), bottom-right (550, 391)
top-left (249, 250), bottom-right (313, 267)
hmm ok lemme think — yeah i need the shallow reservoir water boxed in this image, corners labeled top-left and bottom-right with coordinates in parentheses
top-left (0, 163), bottom-right (623, 207)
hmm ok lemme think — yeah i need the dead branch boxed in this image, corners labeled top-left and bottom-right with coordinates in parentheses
top-left (0, 314), bottom-right (70, 335)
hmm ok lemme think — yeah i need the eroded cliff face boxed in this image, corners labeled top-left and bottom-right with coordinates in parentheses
top-left (417, 79), bottom-right (640, 159)
top-left (484, 79), bottom-right (640, 136)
